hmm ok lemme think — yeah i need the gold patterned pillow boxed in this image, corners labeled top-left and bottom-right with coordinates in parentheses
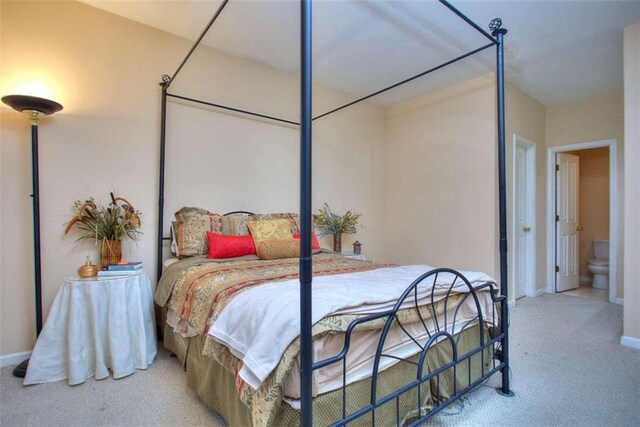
top-left (252, 213), bottom-right (300, 235)
top-left (248, 219), bottom-right (293, 246)
top-left (174, 207), bottom-right (223, 257)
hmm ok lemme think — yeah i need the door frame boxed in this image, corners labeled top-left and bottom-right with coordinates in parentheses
top-left (512, 135), bottom-right (537, 298)
top-left (546, 139), bottom-right (617, 303)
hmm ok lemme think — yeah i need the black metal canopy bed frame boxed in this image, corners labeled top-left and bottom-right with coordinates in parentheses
top-left (155, 0), bottom-right (513, 425)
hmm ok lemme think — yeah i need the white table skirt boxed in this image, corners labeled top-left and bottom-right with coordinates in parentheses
top-left (24, 272), bottom-right (157, 385)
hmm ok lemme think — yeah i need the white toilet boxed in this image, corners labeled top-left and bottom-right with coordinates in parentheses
top-left (587, 239), bottom-right (609, 290)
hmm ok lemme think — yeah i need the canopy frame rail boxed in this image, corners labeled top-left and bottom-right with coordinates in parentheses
top-left (166, 93), bottom-right (300, 126)
top-left (312, 41), bottom-right (495, 121)
top-left (439, 0), bottom-right (499, 44)
top-left (164, 0), bottom-right (230, 91)
top-left (155, 32), bottom-right (500, 279)
top-left (158, 36), bottom-right (498, 130)
top-left (153, 0), bottom-right (502, 129)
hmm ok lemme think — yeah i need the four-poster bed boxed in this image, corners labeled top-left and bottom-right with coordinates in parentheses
top-left (155, 0), bottom-right (513, 425)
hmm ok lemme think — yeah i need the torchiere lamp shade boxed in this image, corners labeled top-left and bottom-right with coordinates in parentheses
top-left (2, 95), bottom-right (63, 115)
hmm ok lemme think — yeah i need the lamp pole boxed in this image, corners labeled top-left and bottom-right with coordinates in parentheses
top-left (1, 95), bottom-right (62, 377)
top-left (30, 110), bottom-right (43, 336)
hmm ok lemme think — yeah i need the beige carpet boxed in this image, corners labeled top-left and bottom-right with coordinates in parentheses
top-left (1, 293), bottom-right (639, 426)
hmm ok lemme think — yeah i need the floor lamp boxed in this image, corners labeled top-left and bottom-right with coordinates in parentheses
top-left (1, 95), bottom-right (63, 377)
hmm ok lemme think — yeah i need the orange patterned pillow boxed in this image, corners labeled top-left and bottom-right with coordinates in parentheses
top-left (255, 239), bottom-right (300, 260)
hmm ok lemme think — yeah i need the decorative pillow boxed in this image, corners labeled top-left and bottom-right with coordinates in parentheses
top-left (293, 232), bottom-right (321, 250)
top-left (175, 207), bottom-right (221, 223)
top-left (174, 207), bottom-right (223, 257)
top-left (221, 212), bottom-right (254, 236)
top-left (256, 239), bottom-right (300, 260)
top-left (206, 232), bottom-right (257, 259)
top-left (248, 219), bottom-right (293, 246)
top-left (170, 221), bottom-right (178, 254)
top-left (252, 213), bottom-right (300, 235)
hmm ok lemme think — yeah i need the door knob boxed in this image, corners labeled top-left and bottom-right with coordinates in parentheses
top-left (523, 227), bottom-right (531, 232)
top-left (576, 225), bottom-right (584, 231)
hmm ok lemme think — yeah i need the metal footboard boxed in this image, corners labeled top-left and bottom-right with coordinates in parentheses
top-left (312, 268), bottom-right (507, 426)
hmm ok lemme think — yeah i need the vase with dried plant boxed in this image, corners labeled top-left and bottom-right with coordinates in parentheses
top-left (64, 193), bottom-right (142, 267)
top-left (314, 203), bottom-right (361, 253)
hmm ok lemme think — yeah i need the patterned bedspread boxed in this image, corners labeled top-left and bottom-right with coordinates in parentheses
top-left (156, 252), bottom-right (391, 336)
top-left (156, 253), bottom-right (495, 427)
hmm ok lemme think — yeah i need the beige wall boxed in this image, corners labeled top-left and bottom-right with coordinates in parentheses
top-left (0, 0), bottom-right (4, 356)
top-left (566, 148), bottom-right (609, 279)
top-left (623, 22), bottom-right (640, 343)
top-left (379, 77), bottom-right (548, 305)
top-left (164, 49), bottom-right (388, 261)
top-left (546, 91), bottom-right (624, 299)
top-left (383, 77), bottom-right (548, 297)
top-left (546, 91), bottom-right (624, 148)
top-left (384, 74), bottom-right (498, 276)
top-left (1, 0), bottom-right (635, 358)
top-left (505, 83), bottom-right (547, 298)
top-left (0, 1), bottom-right (386, 356)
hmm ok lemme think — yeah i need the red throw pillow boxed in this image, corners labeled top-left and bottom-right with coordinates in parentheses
top-left (293, 232), bottom-right (320, 250)
top-left (207, 232), bottom-right (257, 259)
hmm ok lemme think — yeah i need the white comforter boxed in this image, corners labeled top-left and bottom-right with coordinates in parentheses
top-left (209, 264), bottom-right (494, 390)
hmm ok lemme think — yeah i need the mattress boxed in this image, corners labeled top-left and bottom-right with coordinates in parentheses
top-left (284, 293), bottom-right (481, 399)
top-left (164, 324), bottom-right (490, 427)
top-left (208, 264), bottom-right (494, 390)
top-left (166, 291), bottom-right (484, 400)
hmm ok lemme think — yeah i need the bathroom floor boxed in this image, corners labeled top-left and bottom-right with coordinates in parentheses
top-left (563, 283), bottom-right (609, 302)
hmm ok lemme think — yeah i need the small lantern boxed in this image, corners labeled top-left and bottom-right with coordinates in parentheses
top-left (353, 241), bottom-right (361, 254)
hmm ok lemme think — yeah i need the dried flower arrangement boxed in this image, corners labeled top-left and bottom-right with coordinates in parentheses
top-left (314, 203), bottom-right (361, 253)
top-left (64, 193), bottom-right (142, 265)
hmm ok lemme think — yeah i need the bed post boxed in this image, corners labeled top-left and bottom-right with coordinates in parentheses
top-left (299, 0), bottom-right (314, 424)
top-left (157, 78), bottom-right (169, 283)
top-left (492, 20), bottom-right (513, 397)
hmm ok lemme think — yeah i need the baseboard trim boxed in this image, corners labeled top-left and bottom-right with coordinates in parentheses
top-left (535, 288), bottom-right (546, 297)
top-left (579, 275), bottom-right (592, 285)
top-left (620, 335), bottom-right (640, 350)
top-left (0, 351), bottom-right (30, 368)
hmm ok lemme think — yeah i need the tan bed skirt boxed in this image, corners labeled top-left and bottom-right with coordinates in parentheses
top-left (163, 320), bottom-right (491, 427)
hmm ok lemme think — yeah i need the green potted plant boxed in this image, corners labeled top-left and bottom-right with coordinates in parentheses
top-left (314, 203), bottom-right (361, 253)
top-left (64, 193), bottom-right (142, 266)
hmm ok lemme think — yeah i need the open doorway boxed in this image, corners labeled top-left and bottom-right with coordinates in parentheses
top-left (512, 135), bottom-right (536, 300)
top-left (547, 139), bottom-right (618, 303)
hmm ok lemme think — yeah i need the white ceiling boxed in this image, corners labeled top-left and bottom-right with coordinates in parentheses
top-left (82, 0), bottom-right (640, 107)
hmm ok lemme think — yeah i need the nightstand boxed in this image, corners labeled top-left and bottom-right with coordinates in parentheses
top-left (24, 271), bottom-right (157, 385)
top-left (341, 252), bottom-right (366, 261)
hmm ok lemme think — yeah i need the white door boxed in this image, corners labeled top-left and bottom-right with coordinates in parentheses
top-left (556, 153), bottom-right (580, 292)
top-left (514, 144), bottom-right (531, 299)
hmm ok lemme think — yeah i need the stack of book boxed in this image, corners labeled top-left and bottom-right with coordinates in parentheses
top-left (97, 262), bottom-right (143, 277)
